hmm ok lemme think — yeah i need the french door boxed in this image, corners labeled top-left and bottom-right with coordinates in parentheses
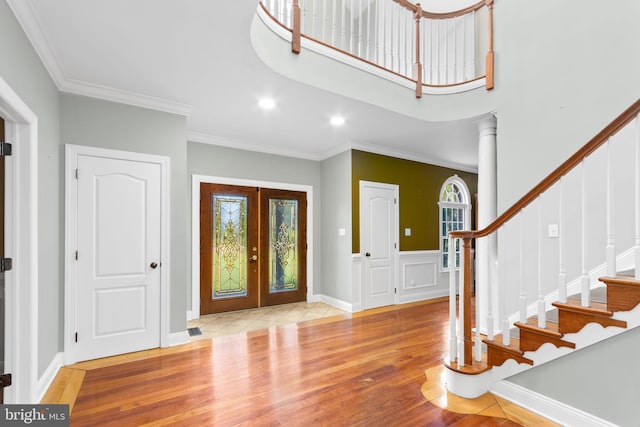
top-left (200, 184), bottom-right (307, 314)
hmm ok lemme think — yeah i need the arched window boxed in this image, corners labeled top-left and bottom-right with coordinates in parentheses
top-left (439, 176), bottom-right (471, 271)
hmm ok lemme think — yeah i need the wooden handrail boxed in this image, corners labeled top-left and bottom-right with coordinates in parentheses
top-left (259, 0), bottom-right (491, 91)
top-left (451, 99), bottom-right (640, 240)
top-left (393, 0), bottom-right (485, 19)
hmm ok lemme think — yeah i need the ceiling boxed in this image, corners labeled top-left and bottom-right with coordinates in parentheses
top-left (10, 0), bottom-right (480, 171)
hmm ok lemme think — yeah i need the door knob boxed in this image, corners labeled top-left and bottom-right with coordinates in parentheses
top-left (251, 255), bottom-right (258, 261)
top-left (365, 252), bottom-right (371, 257)
top-left (150, 262), bottom-right (158, 269)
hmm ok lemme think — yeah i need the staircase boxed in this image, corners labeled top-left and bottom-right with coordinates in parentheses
top-left (483, 271), bottom-right (639, 369)
top-left (444, 99), bottom-right (640, 399)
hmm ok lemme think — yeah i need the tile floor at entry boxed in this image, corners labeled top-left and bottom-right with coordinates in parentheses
top-left (187, 301), bottom-right (350, 339)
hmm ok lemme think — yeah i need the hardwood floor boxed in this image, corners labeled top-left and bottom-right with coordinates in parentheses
top-left (45, 300), bottom-right (556, 426)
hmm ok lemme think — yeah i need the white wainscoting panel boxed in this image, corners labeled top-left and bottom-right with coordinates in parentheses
top-left (399, 251), bottom-right (451, 303)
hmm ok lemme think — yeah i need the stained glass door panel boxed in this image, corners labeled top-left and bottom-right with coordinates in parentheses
top-left (260, 189), bottom-right (307, 307)
top-left (200, 184), bottom-right (258, 314)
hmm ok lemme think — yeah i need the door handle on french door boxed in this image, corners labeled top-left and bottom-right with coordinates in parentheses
top-left (365, 252), bottom-right (371, 257)
top-left (250, 255), bottom-right (258, 261)
top-left (150, 262), bottom-right (158, 269)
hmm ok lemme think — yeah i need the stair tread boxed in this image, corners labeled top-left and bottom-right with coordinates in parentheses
top-left (600, 273), bottom-right (640, 286)
top-left (515, 318), bottom-right (562, 336)
top-left (554, 298), bottom-right (613, 315)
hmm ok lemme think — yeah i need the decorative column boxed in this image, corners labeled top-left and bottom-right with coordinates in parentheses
top-left (476, 114), bottom-right (497, 333)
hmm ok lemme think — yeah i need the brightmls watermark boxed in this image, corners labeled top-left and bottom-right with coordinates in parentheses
top-left (1, 405), bottom-right (69, 426)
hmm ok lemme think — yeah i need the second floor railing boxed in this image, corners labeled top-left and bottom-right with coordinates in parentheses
top-left (259, 0), bottom-right (494, 97)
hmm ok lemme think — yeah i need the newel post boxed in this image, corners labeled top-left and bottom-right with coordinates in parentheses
top-left (413, 4), bottom-right (423, 98)
top-left (485, 0), bottom-right (494, 90)
top-left (292, 0), bottom-right (301, 54)
top-left (462, 237), bottom-right (473, 364)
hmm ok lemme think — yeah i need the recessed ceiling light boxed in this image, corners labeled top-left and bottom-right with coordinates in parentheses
top-left (330, 116), bottom-right (345, 126)
top-left (258, 98), bottom-right (276, 109)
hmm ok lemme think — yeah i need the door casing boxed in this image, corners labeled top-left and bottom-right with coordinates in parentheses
top-left (0, 75), bottom-right (38, 403)
top-left (359, 180), bottom-right (399, 309)
top-left (65, 144), bottom-right (170, 365)
top-left (190, 175), bottom-right (314, 320)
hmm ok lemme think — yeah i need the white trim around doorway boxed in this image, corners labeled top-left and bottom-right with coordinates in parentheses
top-left (190, 175), bottom-right (314, 320)
top-left (0, 75), bottom-right (38, 403)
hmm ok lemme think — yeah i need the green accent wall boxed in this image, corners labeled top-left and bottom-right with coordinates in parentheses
top-left (352, 150), bottom-right (478, 253)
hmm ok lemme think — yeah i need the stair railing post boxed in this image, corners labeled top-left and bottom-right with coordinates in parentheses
top-left (558, 177), bottom-right (567, 303)
top-left (292, 0), bottom-right (302, 54)
top-left (519, 212), bottom-right (526, 325)
top-left (448, 235), bottom-right (458, 364)
top-left (457, 236), bottom-right (465, 366)
top-left (537, 197), bottom-right (546, 328)
top-left (606, 139), bottom-right (616, 277)
top-left (636, 115), bottom-right (640, 280)
top-left (413, 4), bottom-right (423, 98)
top-left (462, 237), bottom-right (473, 364)
top-left (580, 159), bottom-right (590, 307)
top-left (485, 0), bottom-right (494, 90)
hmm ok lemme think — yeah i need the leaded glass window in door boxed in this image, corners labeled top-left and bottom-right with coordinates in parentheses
top-left (268, 199), bottom-right (299, 293)
top-left (212, 194), bottom-right (248, 299)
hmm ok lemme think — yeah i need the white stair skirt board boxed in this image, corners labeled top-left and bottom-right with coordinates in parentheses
top-left (490, 381), bottom-right (619, 427)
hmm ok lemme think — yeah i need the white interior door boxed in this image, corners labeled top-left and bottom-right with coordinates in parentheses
top-left (361, 181), bottom-right (398, 309)
top-left (75, 154), bottom-right (161, 361)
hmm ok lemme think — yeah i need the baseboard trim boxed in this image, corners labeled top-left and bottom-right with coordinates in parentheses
top-left (311, 294), bottom-right (354, 313)
top-left (36, 352), bottom-right (64, 402)
top-left (167, 331), bottom-right (190, 347)
top-left (491, 380), bottom-right (618, 427)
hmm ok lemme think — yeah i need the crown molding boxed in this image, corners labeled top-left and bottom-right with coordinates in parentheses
top-left (349, 141), bottom-right (478, 173)
top-left (187, 131), bottom-right (325, 162)
top-left (62, 79), bottom-right (191, 117)
top-left (7, 0), bottom-right (192, 117)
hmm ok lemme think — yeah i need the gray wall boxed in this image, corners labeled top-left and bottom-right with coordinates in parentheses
top-left (0, 1), bottom-right (61, 377)
top-left (508, 327), bottom-right (640, 426)
top-left (320, 150), bottom-right (352, 303)
top-left (493, 0), bottom-right (640, 211)
top-left (187, 142), bottom-right (323, 307)
top-left (61, 94), bottom-right (188, 335)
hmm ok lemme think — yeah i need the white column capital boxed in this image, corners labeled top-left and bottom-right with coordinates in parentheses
top-left (477, 114), bottom-right (497, 137)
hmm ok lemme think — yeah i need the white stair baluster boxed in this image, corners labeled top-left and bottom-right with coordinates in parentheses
top-left (558, 177), bottom-right (567, 303)
top-left (581, 159), bottom-right (590, 307)
top-left (635, 116), bottom-right (640, 280)
top-left (537, 197), bottom-right (546, 328)
top-left (519, 212), bottom-right (527, 324)
top-left (606, 139), bottom-right (616, 277)
top-left (449, 235), bottom-right (458, 364)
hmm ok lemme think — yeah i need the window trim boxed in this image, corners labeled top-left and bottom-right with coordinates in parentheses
top-left (438, 175), bottom-right (472, 272)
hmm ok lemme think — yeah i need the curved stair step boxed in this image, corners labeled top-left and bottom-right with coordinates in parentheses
top-left (483, 336), bottom-right (533, 368)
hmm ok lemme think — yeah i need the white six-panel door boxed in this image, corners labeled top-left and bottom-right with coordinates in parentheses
top-left (69, 148), bottom-right (164, 362)
top-left (361, 181), bottom-right (398, 309)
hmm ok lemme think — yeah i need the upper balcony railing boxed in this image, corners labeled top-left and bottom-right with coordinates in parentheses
top-left (259, 0), bottom-right (494, 97)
